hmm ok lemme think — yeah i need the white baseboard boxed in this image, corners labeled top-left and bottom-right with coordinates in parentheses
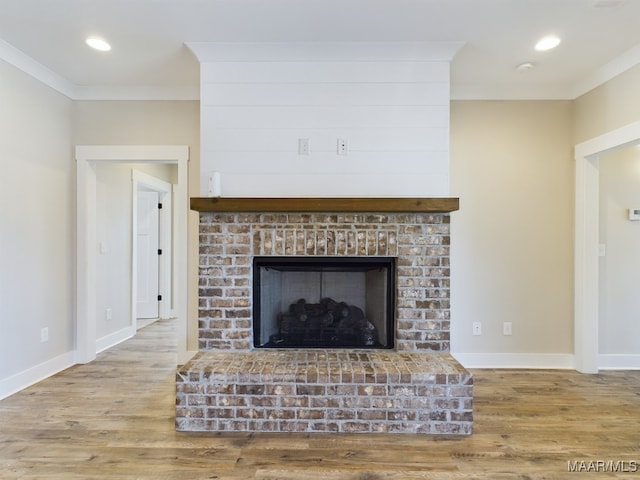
top-left (451, 352), bottom-right (575, 370)
top-left (136, 318), bottom-right (159, 331)
top-left (0, 351), bottom-right (75, 400)
top-left (1, 326), bottom-right (140, 401)
top-left (96, 326), bottom-right (136, 354)
top-left (598, 354), bottom-right (640, 370)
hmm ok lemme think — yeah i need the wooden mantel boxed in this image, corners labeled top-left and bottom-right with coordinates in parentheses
top-left (190, 197), bottom-right (459, 213)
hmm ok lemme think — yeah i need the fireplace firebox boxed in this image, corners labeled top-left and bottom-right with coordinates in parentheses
top-left (253, 256), bottom-right (395, 349)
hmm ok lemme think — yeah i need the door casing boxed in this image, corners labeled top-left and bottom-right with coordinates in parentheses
top-left (574, 121), bottom-right (640, 373)
top-left (76, 145), bottom-right (189, 364)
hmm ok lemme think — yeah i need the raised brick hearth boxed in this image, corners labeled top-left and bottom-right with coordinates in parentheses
top-left (177, 350), bottom-right (472, 434)
top-left (177, 198), bottom-right (473, 435)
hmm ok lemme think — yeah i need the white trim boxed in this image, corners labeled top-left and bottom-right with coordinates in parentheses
top-left (575, 121), bottom-right (640, 159)
top-left (574, 120), bottom-right (640, 374)
top-left (599, 354), bottom-right (640, 370)
top-left (75, 145), bottom-right (189, 364)
top-left (453, 44), bottom-right (640, 100)
top-left (452, 353), bottom-right (575, 370)
top-left (96, 326), bottom-right (136, 354)
top-left (171, 182), bottom-right (180, 321)
top-left (0, 38), bottom-right (75, 98)
top-left (3, 35), bottom-right (638, 101)
top-left (73, 84), bottom-right (199, 101)
top-left (451, 82), bottom-right (574, 101)
top-left (0, 352), bottom-right (75, 401)
top-left (0, 38), bottom-right (198, 100)
top-left (76, 156), bottom-right (97, 363)
top-left (573, 152), bottom-right (600, 374)
top-left (572, 43), bottom-right (640, 99)
top-left (186, 41), bottom-right (464, 62)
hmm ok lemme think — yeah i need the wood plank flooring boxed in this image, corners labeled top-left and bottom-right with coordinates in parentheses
top-left (1, 319), bottom-right (639, 479)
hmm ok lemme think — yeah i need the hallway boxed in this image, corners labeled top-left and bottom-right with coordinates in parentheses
top-left (1, 319), bottom-right (639, 478)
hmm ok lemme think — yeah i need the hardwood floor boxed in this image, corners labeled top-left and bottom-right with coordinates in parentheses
top-left (1, 319), bottom-right (639, 479)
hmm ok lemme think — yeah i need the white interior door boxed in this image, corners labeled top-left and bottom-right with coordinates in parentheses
top-left (137, 191), bottom-right (160, 319)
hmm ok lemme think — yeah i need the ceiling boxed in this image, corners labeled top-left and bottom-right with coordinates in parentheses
top-left (1, 0), bottom-right (640, 100)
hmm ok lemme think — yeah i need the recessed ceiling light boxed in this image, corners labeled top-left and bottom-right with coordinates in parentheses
top-left (535, 35), bottom-right (561, 52)
top-left (86, 37), bottom-right (111, 52)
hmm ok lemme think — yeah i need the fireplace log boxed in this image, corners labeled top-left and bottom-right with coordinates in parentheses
top-left (318, 312), bottom-right (334, 327)
top-left (338, 305), bottom-right (366, 329)
top-left (321, 297), bottom-right (350, 319)
top-left (291, 299), bottom-right (308, 322)
top-left (278, 313), bottom-right (295, 333)
top-left (275, 297), bottom-right (379, 347)
top-left (360, 321), bottom-right (378, 346)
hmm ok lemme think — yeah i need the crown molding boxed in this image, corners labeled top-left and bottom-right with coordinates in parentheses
top-left (571, 42), bottom-right (640, 99)
top-left (451, 82), bottom-right (574, 101)
top-left (186, 41), bottom-right (465, 62)
top-left (73, 84), bottom-right (199, 101)
top-left (454, 42), bottom-right (640, 100)
top-left (0, 38), bottom-right (75, 98)
top-left (3, 37), bottom-right (640, 101)
top-left (0, 38), bottom-right (198, 100)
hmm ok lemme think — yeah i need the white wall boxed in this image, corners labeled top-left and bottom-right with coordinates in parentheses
top-left (194, 42), bottom-right (455, 197)
top-left (95, 163), bottom-right (176, 350)
top-left (450, 100), bottom-right (575, 368)
top-left (598, 145), bottom-right (640, 363)
top-left (0, 60), bottom-right (74, 397)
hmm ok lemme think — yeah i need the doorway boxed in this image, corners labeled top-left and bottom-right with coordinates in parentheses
top-left (597, 143), bottom-right (640, 369)
top-left (76, 145), bottom-right (190, 365)
top-left (133, 170), bottom-right (173, 330)
top-left (574, 120), bottom-right (640, 373)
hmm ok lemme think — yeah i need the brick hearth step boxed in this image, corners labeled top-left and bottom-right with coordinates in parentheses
top-left (176, 350), bottom-right (473, 434)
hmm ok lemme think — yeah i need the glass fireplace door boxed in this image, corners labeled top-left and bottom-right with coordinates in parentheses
top-left (253, 257), bottom-right (395, 348)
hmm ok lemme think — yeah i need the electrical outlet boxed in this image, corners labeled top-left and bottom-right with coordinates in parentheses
top-left (105, 308), bottom-right (113, 321)
top-left (40, 327), bottom-right (49, 343)
top-left (298, 138), bottom-right (310, 155)
top-left (503, 322), bottom-right (513, 335)
top-left (472, 322), bottom-right (482, 335)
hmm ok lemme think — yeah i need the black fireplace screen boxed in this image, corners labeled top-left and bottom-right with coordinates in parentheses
top-left (253, 257), bottom-right (395, 349)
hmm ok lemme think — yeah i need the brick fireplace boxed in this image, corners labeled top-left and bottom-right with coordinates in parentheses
top-left (176, 197), bottom-right (473, 435)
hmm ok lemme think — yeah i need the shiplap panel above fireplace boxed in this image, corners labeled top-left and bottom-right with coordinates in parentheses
top-left (189, 42), bottom-right (461, 198)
